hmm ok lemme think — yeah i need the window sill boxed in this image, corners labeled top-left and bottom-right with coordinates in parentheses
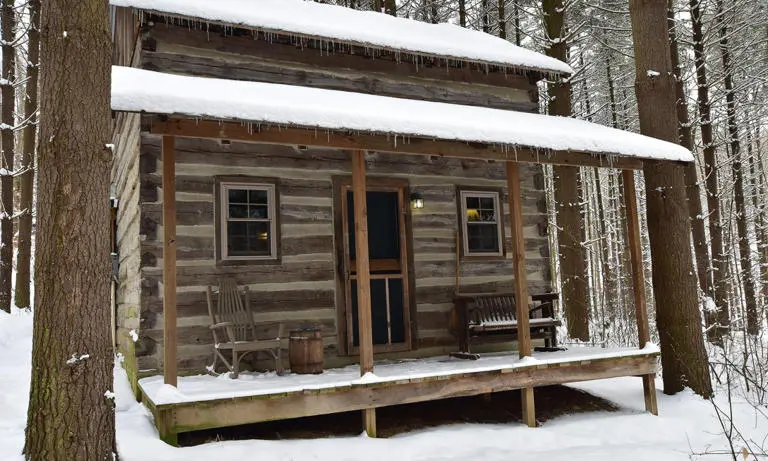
top-left (460, 254), bottom-right (508, 262)
top-left (216, 257), bottom-right (282, 267)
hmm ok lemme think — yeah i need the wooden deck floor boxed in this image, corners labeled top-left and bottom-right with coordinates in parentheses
top-left (139, 346), bottom-right (659, 445)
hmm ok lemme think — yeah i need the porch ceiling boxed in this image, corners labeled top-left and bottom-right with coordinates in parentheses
top-left (111, 66), bottom-right (694, 169)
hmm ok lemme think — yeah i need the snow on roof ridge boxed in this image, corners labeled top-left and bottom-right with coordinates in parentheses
top-left (109, 0), bottom-right (573, 75)
top-left (110, 66), bottom-right (694, 163)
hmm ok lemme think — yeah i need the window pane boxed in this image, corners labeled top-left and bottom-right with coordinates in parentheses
top-left (227, 222), bottom-right (248, 254)
top-left (467, 223), bottom-right (499, 253)
top-left (249, 189), bottom-right (268, 205)
top-left (479, 208), bottom-right (496, 222)
top-left (229, 204), bottom-right (248, 219)
top-left (479, 197), bottom-right (495, 210)
top-left (465, 196), bottom-right (479, 210)
top-left (247, 222), bottom-right (270, 255)
top-left (228, 189), bottom-right (248, 203)
top-left (248, 205), bottom-right (268, 219)
top-left (227, 221), bottom-right (271, 256)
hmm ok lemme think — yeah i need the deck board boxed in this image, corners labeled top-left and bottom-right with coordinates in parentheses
top-left (139, 346), bottom-right (659, 443)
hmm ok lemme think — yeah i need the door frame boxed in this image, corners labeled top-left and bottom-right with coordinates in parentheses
top-left (332, 175), bottom-right (417, 356)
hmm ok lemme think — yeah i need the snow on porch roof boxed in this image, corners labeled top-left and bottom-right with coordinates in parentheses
top-left (111, 66), bottom-right (694, 163)
top-left (109, 0), bottom-right (572, 75)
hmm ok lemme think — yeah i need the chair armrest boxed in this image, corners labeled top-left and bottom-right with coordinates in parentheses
top-left (210, 322), bottom-right (236, 343)
top-left (531, 292), bottom-right (559, 303)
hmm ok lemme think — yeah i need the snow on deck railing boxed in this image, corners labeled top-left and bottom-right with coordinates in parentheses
top-left (109, 0), bottom-right (572, 75)
top-left (111, 67), bottom-right (694, 163)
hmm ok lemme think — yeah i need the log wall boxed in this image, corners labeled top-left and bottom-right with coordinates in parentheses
top-left (112, 112), bottom-right (143, 390)
top-left (135, 135), bottom-right (551, 373)
top-left (111, 18), bottom-right (552, 376)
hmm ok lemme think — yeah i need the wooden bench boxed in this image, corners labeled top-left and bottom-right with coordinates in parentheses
top-left (452, 292), bottom-right (561, 356)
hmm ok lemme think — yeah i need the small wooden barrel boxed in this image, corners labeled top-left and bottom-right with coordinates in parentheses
top-left (289, 327), bottom-right (324, 374)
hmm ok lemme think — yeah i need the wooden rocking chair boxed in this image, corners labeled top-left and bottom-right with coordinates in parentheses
top-left (206, 278), bottom-right (284, 378)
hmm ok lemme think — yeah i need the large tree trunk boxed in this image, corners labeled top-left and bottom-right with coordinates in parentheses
top-left (628, 0), bottom-right (712, 397)
top-left (0, 0), bottom-right (16, 313)
top-left (715, 0), bottom-right (758, 335)
top-left (691, 0), bottom-right (730, 340)
top-left (544, 0), bottom-right (589, 341)
top-left (24, 0), bottom-right (116, 459)
top-left (14, 0), bottom-right (40, 311)
top-left (668, 3), bottom-right (710, 300)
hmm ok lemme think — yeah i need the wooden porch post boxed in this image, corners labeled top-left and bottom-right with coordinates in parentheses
top-left (162, 135), bottom-right (178, 387)
top-left (505, 161), bottom-right (536, 428)
top-left (351, 149), bottom-right (376, 436)
top-left (621, 169), bottom-right (658, 415)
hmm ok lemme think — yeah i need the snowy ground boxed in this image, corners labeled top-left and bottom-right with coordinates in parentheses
top-left (2, 308), bottom-right (766, 461)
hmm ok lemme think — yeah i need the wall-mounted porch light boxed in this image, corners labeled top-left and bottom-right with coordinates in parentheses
top-left (410, 192), bottom-right (424, 209)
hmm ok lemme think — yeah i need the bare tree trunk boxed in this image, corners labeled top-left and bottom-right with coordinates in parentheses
top-left (459, 0), bottom-right (466, 26)
top-left (481, 0), bottom-right (489, 33)
top-left (14, 0), bottom-right (40, 311)
top-left (756, 136), bottom-right (768, 323)
top-left (628, 0), bottom-right (712, 398)
top-left (513, 1), bottom-right (521, 45)
top-left (497, 0), bottom-right (506, 39)
top-left (0, 0), bottom-right (16, 313)
top-left (383, 0), bottom-right (396, 15)
top-left (668, 2), bottom-right (710, 299)
top-left (606, 53), bottom-right (620, 129)
top-left (24, 0), bottom-right (116, 459)
top-left (716, 0), bottom-right (757, 334)
top-left (544, 0), bottom-right (589, 341)
top-left (691, 0), bottom-right (730, 340)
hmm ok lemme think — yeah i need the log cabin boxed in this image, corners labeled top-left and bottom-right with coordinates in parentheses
top-left (108, 0), bottom-right (693, 445)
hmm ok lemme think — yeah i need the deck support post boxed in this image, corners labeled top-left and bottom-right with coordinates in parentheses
top-left (156, 408), bottom-right (178, 447)
top-left (352, 149), bottom-right (376, 436)
top-left (622, 170), bottom-right (658, 415)
top-left (506, 161), bottom-right (536, 428)
top-left (162, 135), bottom-right (178, 387)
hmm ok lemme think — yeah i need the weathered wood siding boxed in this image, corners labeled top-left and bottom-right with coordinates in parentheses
top-left (112, 112), bottom-right (143, 389)
top-left (136, 134), bottom-right (551, 373)
top-left (120, 19), bottom-right (551, 374)
top-left (140, 23), bottom-right (539, 112)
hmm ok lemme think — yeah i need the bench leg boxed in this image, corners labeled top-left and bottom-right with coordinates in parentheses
top-left (643, 374), bottom-right (658, 415)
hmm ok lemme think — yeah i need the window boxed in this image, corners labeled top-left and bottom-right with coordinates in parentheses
top-left (217, 180), bottom-right (278, 261)
top-left (459, 189), bottom-right (504, 257)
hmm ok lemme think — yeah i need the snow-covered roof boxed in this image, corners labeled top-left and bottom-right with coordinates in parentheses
top-left (111, 66), bottom-right (694, 163)
top-left (109, 0), bottom-right (572, 75)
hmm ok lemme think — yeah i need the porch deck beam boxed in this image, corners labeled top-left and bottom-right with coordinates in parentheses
top-left (149, 118), bottom-right (646, 170)
top-left (622, 169), bottom-right (658, 415)
top-left (162, 135), bottom-right (178, 387)
top-left (147, 353), bottom-right (658, 442)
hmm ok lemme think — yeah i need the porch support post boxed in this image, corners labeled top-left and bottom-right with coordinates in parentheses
top-left (351, 149), bottom-right (376, 436)
top-left (505, 161), bottom-right (536, 428)
top-left (162, 135), bottom-right (178, 387)
top-left (621, 169), bottom-right (658, 415)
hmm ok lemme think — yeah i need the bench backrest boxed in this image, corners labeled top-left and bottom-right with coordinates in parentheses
top-left (469, 294), bottom-right (517, 325)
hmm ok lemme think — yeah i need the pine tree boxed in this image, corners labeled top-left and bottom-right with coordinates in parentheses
top-left (544, 0), bottom-right (590, 341)
top-left (14, 0), bottom-right (40, 311)
top-left (24, 0), bottom-right (116, 458)
top-left (628, 0), bottom-right (712, 397)
top-left (0, 0), bottom-right (16, 313)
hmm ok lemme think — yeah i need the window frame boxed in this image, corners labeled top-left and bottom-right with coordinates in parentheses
top-left (457, 187), bottom-right (506, 260)
top-left (214, 176), bottom-right (281, 265)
